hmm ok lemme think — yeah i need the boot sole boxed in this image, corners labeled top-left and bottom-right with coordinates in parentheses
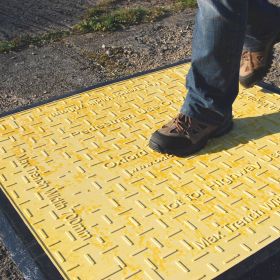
top-left (239, 51), bottom-right (274, 88)
top-left (239, 33), bottom-right (280, 88)
top-left (149, 120), bottom-right (234, 157)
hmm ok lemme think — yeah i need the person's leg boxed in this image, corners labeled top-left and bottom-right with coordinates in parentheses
top-left (245, 0), bottom-right (280, 51)
top-left (149, 0), bottom-right (248, 156)
top-left (181, 0), bottom-right (248, 126)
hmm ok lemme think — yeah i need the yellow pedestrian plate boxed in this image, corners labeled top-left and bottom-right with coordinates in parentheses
top-left (0, 62), bottom-right (280, 280)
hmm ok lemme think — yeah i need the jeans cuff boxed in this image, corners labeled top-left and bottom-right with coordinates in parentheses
top-left (180, 104), bottom-right (231, 126)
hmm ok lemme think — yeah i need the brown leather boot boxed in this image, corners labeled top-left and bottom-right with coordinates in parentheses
top-left (239, 34), bottom-right (280, 88)
top-left (149, 114), bottom-right (233, 157)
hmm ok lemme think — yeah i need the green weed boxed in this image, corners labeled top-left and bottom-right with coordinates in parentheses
top-left (74, 7), bottom-right (168, 33)
top-left (176, 0), bottom-right (197, 8)
top-left (0, 31), bottom-right (70, 53)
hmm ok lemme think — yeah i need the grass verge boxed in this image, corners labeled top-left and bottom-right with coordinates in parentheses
top-left (73, 7), bottom-right (168, 33)
top-left (176, 0), bottom-right (197, 9)
top-left (0, 31), bottom-right (70, 53)
top-left (0, 0), bottom-right (196, 53)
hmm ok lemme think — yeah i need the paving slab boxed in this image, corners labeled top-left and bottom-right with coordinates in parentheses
top-left (0, 62), bottom-right (280, 280)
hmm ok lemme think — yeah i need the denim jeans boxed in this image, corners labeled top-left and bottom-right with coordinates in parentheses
top-left (181, 0), bottom-right (280, 125)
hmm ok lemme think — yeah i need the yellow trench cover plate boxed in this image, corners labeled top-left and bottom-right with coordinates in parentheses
top-left (0, 63), bottom-right (280, 280)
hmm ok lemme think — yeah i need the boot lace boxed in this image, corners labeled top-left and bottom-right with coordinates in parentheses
top-left (241, 50), bottom-right (263, 67)
top-left (174, 114), bottom-right (205, 135)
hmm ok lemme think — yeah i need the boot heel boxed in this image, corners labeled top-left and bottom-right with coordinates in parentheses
top-left (211, 121), bottom-right (233, 138)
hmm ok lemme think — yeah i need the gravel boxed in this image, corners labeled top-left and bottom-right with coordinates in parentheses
top-left (0, 243), bottom-right (23, 280)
